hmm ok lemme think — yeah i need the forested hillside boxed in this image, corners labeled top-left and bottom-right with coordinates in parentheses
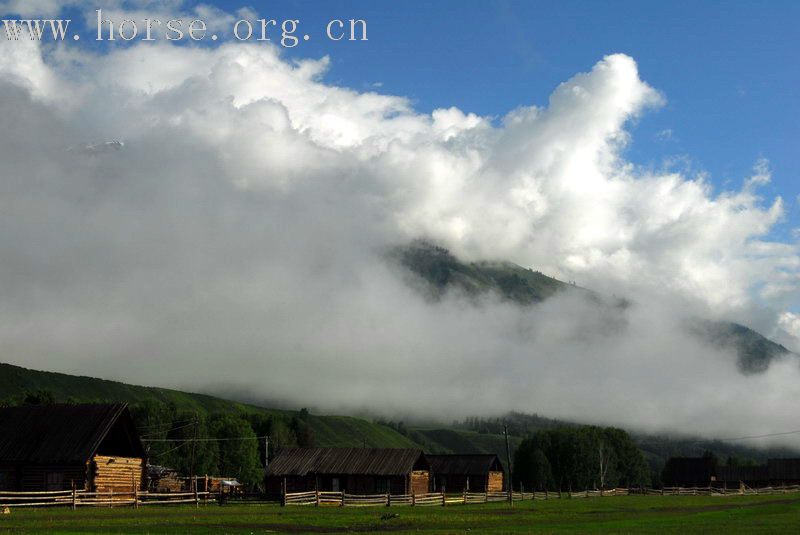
top-left (2, 361), bottom-right (797, 489)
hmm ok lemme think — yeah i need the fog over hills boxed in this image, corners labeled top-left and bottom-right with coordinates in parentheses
top-left (394, 240), bottom-right (794, 377)
top-left (0, 31), bottom-right (799, 447)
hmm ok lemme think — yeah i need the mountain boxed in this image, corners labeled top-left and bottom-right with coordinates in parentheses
top-left (393, 240), bottom-right (792, 374)
top-left (1, 362), bottom-right (796, 475)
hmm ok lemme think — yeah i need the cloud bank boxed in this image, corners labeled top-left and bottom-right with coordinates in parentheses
top-left (0, 27), bottom-right (799, 444)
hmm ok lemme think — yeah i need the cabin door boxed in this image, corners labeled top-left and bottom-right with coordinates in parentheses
top-left (331, 478), bottom-right (340, 491)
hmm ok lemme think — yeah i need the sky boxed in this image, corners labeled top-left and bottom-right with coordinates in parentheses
top-left (1, 0), bottom-right (799, 444)
top-left (20, 0), bottom-right (799, 241)
top-left (194, 0), bottom-right (800, 235)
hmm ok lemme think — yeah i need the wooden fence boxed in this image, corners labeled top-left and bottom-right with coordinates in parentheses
top-left (282, 490), bottom-right (522, 507)
top-left (0, 489), bottom-right (214, 509)
top-left (282, 485), bottom-right (800, 507)
top-left (4, 485), bottom-right (800, 509)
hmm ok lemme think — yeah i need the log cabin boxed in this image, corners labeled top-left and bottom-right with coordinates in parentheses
top-left (265, 447), bottom-right (430, 496)
top-left (662, 457), bottom-right (717, 487)
top-left (427, 454), bottom-right (505, 493)
top-left (0, 403), bottom-right (146, 493)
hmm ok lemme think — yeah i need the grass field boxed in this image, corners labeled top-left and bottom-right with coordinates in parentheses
top-left (2, 494), bottom-right (799, 534)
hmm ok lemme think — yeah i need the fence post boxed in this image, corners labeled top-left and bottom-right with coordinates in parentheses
top-left (411, 491), bottom-right (416, 506)
top-left (386, 492), bottom-right (391, 507)
top-left (340, 491), bottom-right (345, 507)
top-left (281, 478), bottom-right (286, 507)
top-left (315, 489), bottom-right (320, 507)
top-left (485, 489), bottom-right (488, 503)
top-left (204, 475), bottom-right (209, 505)
top-left (442, 486), bottom-right (446, 507)
top-left (133, 474), bottom-right (138, 509)
top-left (463, 488), bottom-right (467, 505)
top-left (545, 488), bottom-right (548, 500)
top-left (110, 488), bottom-right (114, 508)
top-left (71, 481), bottom-right (76, 511)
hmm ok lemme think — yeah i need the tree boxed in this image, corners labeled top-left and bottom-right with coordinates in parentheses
top-left (208, 414), bottom-right (262, 489)
top-left (514, 442), bottom-right (554, 491)
top-left (513, 426), bottom-right (649, 491)
top-left (290, 416), bottom-right (315, 447)
top-left (22, 389), bottom-right (55, 405)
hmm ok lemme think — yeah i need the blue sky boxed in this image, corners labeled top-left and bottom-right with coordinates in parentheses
top-left (33, 0), bottom-right (800, 236)
top-left (201, 0), bottom-right (799, 237)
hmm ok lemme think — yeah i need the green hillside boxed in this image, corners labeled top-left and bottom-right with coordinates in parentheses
top-left (0, 362), bottom-right (416, 450)
top-left (1, 361), bottom-right (796, 482)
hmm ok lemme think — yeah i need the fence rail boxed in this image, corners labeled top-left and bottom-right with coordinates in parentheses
top-left (280, 485), bottom-right (800, 508)
top-left (4, 484), bottom-right (800, 509)
top-left (0, 490), bottom-right (214, 509)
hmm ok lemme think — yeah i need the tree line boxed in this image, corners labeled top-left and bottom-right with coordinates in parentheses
top-left (2, 389), bottom-right (315, 490)
top-left (513, 426), bottom-right (651, 490)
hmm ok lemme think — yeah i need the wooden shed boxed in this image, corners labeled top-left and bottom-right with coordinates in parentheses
top-left (265, 448), bottom-right (430, 496)
top-left (427, 454), bottom-right (505, 493)
top-left (0, 403), bottom-right (146, 493)
top-left (662, 457), bottom-right (717, 487)
top-left (768, 458), bottom-right (800, 486)
top-left (716, 465), bottom-right (769, 489)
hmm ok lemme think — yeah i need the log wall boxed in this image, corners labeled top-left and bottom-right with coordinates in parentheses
top-left (411, 470), bottom-right (430, 495)
top-left (91, 455), bottom-right (145, 493)
top-left (487, 471), bottom-right (504, 492)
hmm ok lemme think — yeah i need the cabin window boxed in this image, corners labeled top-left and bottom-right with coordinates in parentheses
top-left (331, 478), bottom-right (340, 492)
top-left (45, 471), bottom-right (65, 491)
top-left (376, 478), bottom-right (390, 493)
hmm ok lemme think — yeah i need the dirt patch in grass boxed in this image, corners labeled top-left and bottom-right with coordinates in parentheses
top-left (655, 498), bottom-right (797, 514)
top-left (578, 497), bottom-right (798, 516)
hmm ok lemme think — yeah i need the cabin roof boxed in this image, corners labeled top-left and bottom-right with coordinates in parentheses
top-left (0, 403), bottom-right (144, 464)
top-left (426, 454), bottom-right (504, 475)
top-left (266, 448), bottom-right (428, 477)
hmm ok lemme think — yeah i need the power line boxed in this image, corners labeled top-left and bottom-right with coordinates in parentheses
top-left (136, 418), bottom-right (197, 431)
top-left (636, 429), bottom-right (800, 446)
top-left (142, 435), bottom-right (267, 443)
top-left (149, 441), bottom-right (190, 457)
top-left (701, 429), bottom-right (800, 443)
top-left (140, 420), bottom-right (197, 438)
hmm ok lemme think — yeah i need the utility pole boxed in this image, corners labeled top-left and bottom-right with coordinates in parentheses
top-left (504, 424), bottom-right (514, 506)
top-left (265, 435), bottom-right (270, 470)
top-left (189, 415), bottom-right (198, 495)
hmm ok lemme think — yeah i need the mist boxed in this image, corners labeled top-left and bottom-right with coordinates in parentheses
top-left (1, 28), bottom-right (799, 447)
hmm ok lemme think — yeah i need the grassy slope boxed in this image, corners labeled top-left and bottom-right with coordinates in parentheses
top-left (0, 362), bottom-right (418, 450)
top-left (3, 361), bottom-right (796, 462)
top-left (2, 495), bottom-right (799, 533)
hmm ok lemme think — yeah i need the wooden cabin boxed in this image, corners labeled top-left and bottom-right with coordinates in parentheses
top-left (427, 454), bottom-right (505, 493)
top-left (662, 457), bottom-right (717, 487)
top-left (0, 403), bottom-right (146, 493)
top-left (716, 465), bottom-right (769, 489)
top-left (767, 459), bottom-right (800, 486)
top-left (265, 448), bottom-right (430, 496)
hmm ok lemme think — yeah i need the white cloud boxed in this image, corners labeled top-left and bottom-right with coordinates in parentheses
top-left (0, 0), bottom-right (79, 17)
top-left (0, 35), bottom-right (798, 442)
top-left (655, 128), bottom-right (674, 142)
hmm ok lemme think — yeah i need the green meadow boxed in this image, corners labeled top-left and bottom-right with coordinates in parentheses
top-left (2, 494), bottom-right (799, 534)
